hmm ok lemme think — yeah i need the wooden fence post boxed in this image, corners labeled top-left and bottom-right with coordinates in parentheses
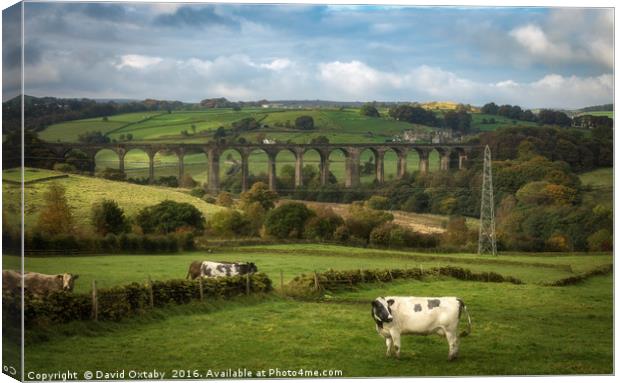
top-left (148, 276), bottom-right (154, 308)
top-left (313, 271), bottom-right (319, 291)
top-left (388, 270), bottom-right (394, 281)
top-left (92, 280), bottom-right (98, 321)
top-left (246, 273), bottom-right (251, 295)
top-left (280, 270), bottom-right (284, 291)
top-left (198, 277), bottom-right (204, 301)
top-left (360, 269), bottom-right (365, 284)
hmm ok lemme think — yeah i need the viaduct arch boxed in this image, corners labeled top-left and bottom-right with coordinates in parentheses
top-left (41, 142), bottom-right (477, 193)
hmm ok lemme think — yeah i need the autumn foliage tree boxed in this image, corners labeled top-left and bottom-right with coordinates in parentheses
top-left (37, 183), bottom-right (74, 236)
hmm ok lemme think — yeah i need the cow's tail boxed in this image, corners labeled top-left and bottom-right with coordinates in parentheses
top-left (457, 298), bottom-right (472, 337)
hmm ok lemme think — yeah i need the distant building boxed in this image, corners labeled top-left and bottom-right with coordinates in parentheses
top-left (398, 130), bottom-right (461, 143)
top-left (262, 138), bottom-right (276, 144)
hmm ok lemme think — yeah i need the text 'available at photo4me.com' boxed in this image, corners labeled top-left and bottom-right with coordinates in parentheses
top-left (26, 368), bottom-right (345, 380)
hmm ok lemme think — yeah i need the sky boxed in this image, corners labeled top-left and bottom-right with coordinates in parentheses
top-left (2, 1), bottom-right (615, 108)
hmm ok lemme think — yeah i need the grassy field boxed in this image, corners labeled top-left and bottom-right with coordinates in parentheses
top-left (577, 111), bottom-right (613, 118)
top-left (2, 169), bottom-right (224, 233)
top-left (3, 243), bottom-right (612, 377)
top-left (2, 168), bottom-right (64, 183)
top-left (579, 167), bottom-right (613, 209)
top-left (42, 108), bottom-right (425, 144)
top-left (4, 244), bottom-right (611, 292)
top-left (471, 113), bottom-right (539, 131)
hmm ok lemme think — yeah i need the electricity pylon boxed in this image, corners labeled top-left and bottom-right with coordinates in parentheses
top-left (478, 145), bottom-right (497, 256)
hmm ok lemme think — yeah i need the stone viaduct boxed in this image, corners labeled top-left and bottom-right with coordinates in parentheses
top-left (40, 142), bottom-right (477, 193)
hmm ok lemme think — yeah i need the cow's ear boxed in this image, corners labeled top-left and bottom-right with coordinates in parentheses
top-left (73, 275), bottom-right (79, 280)
top-left (387, 299), bottom-right (395, 306)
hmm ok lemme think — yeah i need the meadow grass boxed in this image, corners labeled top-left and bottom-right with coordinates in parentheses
top-left (5, 244), bottom-right (611, 294)
top-left (577, 111), bottom-right (613, 118)
top-left (41, 108), bottom-right (431, 143)
top-left (471, 113), bottom-right (538, 131)
top-left (19, 275), bottom-right (613, 376)
top-left (1, 170), bottom-right (224, 233)
top-left (2, 168), bottom-right (62, 183)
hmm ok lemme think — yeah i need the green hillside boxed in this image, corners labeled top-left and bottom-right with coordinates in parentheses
top-left (2, 168), bottom-right (224, 234)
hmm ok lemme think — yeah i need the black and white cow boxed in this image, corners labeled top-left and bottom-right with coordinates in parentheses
top-left (371, 296), bottom-right (471, 360)
top-left (186, 261), bottom-right (258, 279)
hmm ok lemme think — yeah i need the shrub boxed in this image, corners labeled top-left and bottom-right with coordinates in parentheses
top-left (97, 167), bottom-right (126, 181)
top-left (190, 187), bottom-right (206, 198)
top-left (294, 115), bottom-right (315, 130)
top-left (91, 199), bottom-right (129, 236)
top-left (209, 209), bottom-right (250, 237)
top-left (157, 176), bottom-right (179, 187)
top-left (264, 202), bottom-right (314, 239)
top-left (135, 200), bottom-right (205, 234)
top-left (52, 163), bottom-right (77, 173)
top-left (345, 204), bottom-right (393, 241)
top-left (216, 191), bottom-right (234, 207)
top-left (179, 173), bottom-right (197, 188)
top-left (587, 229), bottom-right (612, 252)
top-left (304, 206), bottom-right (344, 240)
top-left (366, 196), bottom-right (390, 210)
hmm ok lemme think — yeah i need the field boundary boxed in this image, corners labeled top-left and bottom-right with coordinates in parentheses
top-left (231, 246), bottom-right (574, 272)
top-left (543, 264), bottom-right (613, 286)
top-left (3, 174), bottom-right (69, 185)
top-left (285, 266), bottom-right (523, 297)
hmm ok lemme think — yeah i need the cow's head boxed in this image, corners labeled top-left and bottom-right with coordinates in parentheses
top-left (371, 297), bottom-right (394, 325)
top-left (247, 262), bottom-right (258, 273)
top-left (58, 273), bottom-right (79, 291)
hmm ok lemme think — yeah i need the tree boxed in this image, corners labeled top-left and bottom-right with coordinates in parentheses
top-left (480, 102), bottom-right (499, 115)
top-left (243, 201), bottom-right (267, 236)
top-left (442, 216), bottom-right (470, 247)
top-left (443, 111), bottom-right (471, 133)
top-left (264, 202), bottom-right (314, 238)
top-left (310, 135), bottom-right (330, 144)
top-left (239, 182), bottom-right (278, 210)
top-left (360, 103), bottom-right (380, 117)
top-left (37, 183), bottom-right (74, 236)
top-left (388, 105), bottom-right (438, 126)
top-left (214, 126), bottom-right (227, 139)
top-left (216, 191), bottom-right (234, 207)
top-left (91, 199), bottom-right (129, 235)
top-left (78, 131), bottom-right (110, 144)
top-left (136, 200), bottom-right (205, 234)
top-left (294, 115), bottom-right (315, 130)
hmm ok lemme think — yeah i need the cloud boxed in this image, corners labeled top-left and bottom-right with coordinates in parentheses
top-left (114, 54), bottom-right (163, 69)
top-left (509, 24), bottom-right (572, 61)
top-left (154, 5), bottom-right (239, 29)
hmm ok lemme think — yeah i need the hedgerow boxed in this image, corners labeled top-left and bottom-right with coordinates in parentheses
top-left (3, 273), bottom-right (272, 327)
top-left (285, 266), bottom-right (522, 297)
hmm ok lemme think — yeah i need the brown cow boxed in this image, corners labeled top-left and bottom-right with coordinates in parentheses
top-left (186, 261), bottom-right (202, 280)
top-left (22, 272), bottom-right (79, 296)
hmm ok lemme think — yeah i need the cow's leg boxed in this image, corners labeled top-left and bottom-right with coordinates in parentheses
top-left (446, 331), bottom-right (459, 361)
top-left (385, 337), bottom-right (393, 357)
top-left (390, 331), bottom-right (402, 359)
